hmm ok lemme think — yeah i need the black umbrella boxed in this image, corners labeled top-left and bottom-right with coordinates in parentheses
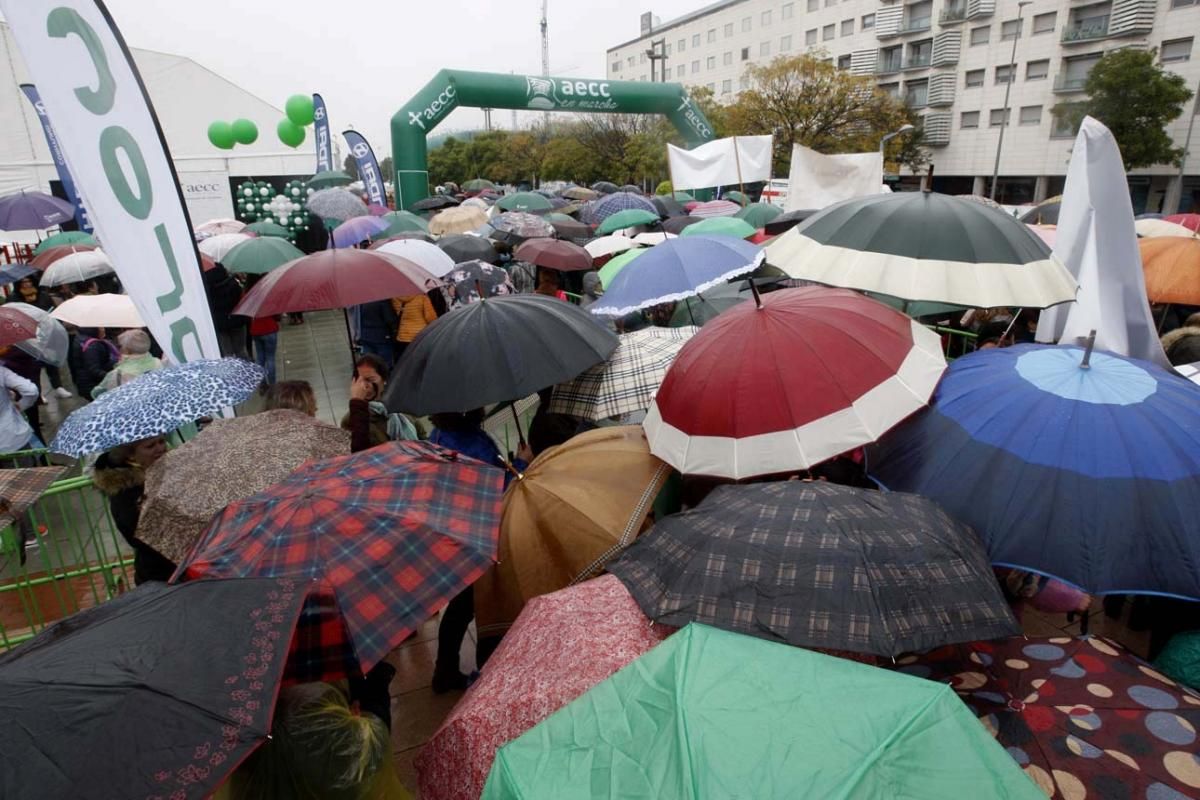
top-left (652, 196), bottom-right (687, 219)
top-left (551, 219), bottom-right (592, 242)
top-left (384, 294), bottom-right (618, 416)
top-left (608, 481), bottom-right (1019, 658)
top-left (0, 577), bottom-right (307, 800)
top-left (438, 234), bottom-right (499, 264)
top-left (412, 195), bottom-right (460, 211)
top-left (662, 215), bottom-right (703, 235)
top-left (591, 181), bottom-right (619, 195)
top-left (763, 208), bottom-right (818, 236)
top-left (619, 184), bottom-right (642, 194)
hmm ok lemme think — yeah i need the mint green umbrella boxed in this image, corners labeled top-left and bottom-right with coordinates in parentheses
top-left (464, 178), bottom-right (496, 192)
top-left (245, 220), bottom-right (291, 238)
top-left (305, 170), bottom-right (353, 191)
top-left (672, 191), bottom-right (695, 202)
top-left (724, 190), bottom-right (750, 207)
top-left (220, 237), bottom-right (304, 275)
top-left (496, 192), bottom-right (553, 213)
top-left (596, 209), bottom-right (660, 236)
top-left (679, 217), bottom-right (756, 239)
top-left (33, 231), bottom-right (96, 255)
top-left (544, 213), bottom-right (575, 224)
top-left (483, 624), bottom-right (1043, 800)
top-left (597, 247), bottom-right (645, 289)
top-left (736, 202), bottom-right (783, 229)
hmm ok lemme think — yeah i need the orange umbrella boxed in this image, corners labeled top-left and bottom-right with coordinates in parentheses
top-left (1139, 236), bottom-right (1200, 304)
top-left (474, 426), bottom-right (671, 639)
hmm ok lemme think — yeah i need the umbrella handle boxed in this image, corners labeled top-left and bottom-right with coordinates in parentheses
top-left (1079, 330), bottom-right (1097, 369)
top-left (509, 400), bottom-right (527, 448)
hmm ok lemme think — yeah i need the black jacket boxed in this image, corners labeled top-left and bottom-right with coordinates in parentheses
top-left (358, 300), bottom-right (398, 345)
top-left (92, 453), bottom-right (175, 583)
top-left (69, 336), bottom-right (118, 398)
top-left (203, 265), bottom-right (245, 332)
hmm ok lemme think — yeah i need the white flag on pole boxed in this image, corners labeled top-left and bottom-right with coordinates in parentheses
top-left (785, 145), bottom-right (883, 211)
top-left (1036, 117), bottom-right (1168, 366)
top-left (667, 136), bottom-right (773, 191)
top-left (1, 0), bottom-right (220, 364)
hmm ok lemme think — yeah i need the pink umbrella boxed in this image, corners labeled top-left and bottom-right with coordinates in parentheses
top-left (690, 199), bottom-right (742, 218)
top-left (415, 574), bottom-right (670, 800)
top-left (195, 218), bottom-right (247, 236)
top-left (367, 203), bottom-right (390, 216)
top-left (1027, 224), bottom-right (1056, 248)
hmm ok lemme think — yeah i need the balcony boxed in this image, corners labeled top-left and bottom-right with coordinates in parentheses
top-left (904, 54), bottom-right (933, 69)
top-left (1061, 16), bottom-right (1109, 41)
top-left (897, 15), bottom-right (933, 33)
top-left (939, 5), bottom-right (967, 23)
top-left (877, 57), bottom-right (905, 73)
top-left (1052, 73), bottom-right (1089, 92)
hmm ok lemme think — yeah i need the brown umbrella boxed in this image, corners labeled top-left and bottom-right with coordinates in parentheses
top-left (137, 410), bottom-right (350, 564)
top-left (1140, 236), bottom-right (1200, 305)
top-left (0, 466), bottom-right (65, 529)
top-left (474, 426), bottom-right (671, 639)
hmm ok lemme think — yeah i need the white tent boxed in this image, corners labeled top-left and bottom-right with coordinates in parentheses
top-left (0, 22), bottom-right (315, 235)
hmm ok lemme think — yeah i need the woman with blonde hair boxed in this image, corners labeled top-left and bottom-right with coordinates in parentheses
top-left (263, 381), bottom-right (318, 417)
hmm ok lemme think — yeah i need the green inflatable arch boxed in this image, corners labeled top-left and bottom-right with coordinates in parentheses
top-left (391, 70), bottom-right (716, 210)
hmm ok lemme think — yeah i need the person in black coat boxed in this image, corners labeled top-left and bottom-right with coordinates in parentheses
top-left (67, 327), bottom-right (119, 400)
top-left (91, 436), bottom-right (175, 584)
top-left (202, 264), bottom-right (248, 359)
top-left (357, 299), bottom-right (399, 370)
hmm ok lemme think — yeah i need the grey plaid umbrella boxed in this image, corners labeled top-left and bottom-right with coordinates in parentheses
top-left (549, 326), bottom-right (697, 421)
top-left (305, 188), bottom-right (368, 222)
top-left (608, 481), bottom-right (1019, 658)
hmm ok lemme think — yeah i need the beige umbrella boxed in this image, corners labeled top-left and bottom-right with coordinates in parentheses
top-left (136, 410), bottom-right (350, 564)
top-left (197, 233), bottom-right (253, 261)
top-left (474, 425), bottom-right (671, 639)
top-left (1135, 218), bottom-right (1197, 239)
top-left (428, 206), bottom-right (489, 237)
top-left (50, 293), bottom-right (144, 328)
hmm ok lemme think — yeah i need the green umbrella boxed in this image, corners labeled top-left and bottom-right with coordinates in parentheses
top-left (668, 280), bottom-right (750, 326)
top-left (868, 292), bottom-right (966, 321)
top-left (597, 247), bottom-right (645, 289)
top-left (219, 237), bottom-right (304, 275)
top-left (383, 209), bottom-right (429, 228)
top-left (482, 624), bottom-right (1043, 800)
top-left (381, 216), bottom-right (430, 237)
top-left (596, 209), bottom-right (660, 236)
top-left (735, 202), bottom-right (783, 229)
top-left (305, 170), bottom-right (353, 191)
top-left (671, 191), bottom-right (695, 202)
top-left (464, 178), bottom-right (496, 192)
top-left (245, 220), bottom-right (291, 238)
top-left (496, 192), bottom-right (553, 213)
top-left (544, 213), bottom-right (575, 224)
top-left (723, 190), bottom-right (750, 207)
top-left (678, 217), bottom-right (757, 239)
top-left (33, 231), bottom-right (96, 255)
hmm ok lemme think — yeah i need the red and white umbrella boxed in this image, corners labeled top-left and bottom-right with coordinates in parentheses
top-left (0, 306), bottom-right (39, 347)
top-left (197, 233), bottom-right (253, 262)
top-left (39, 249), bottom-right (114, 287)
top-left (643, 286), bottom-right (947, 479)
top-left (416, 575), bottom-right (668, 800)
top-left (195, 218), bottom-right (246, 236)
top-left (690, 199), bottom-right (742, 218)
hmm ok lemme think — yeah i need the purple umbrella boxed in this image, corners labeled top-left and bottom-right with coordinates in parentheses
top-left (332, 215), bottom-right (390, 248)
top-left (0, 191), bottom-right (76, 231)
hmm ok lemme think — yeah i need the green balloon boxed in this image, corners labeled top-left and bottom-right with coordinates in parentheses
top-left (207, 120), bottom-right (235, 149)
top-left (285, 94), bottom-right (315, 127)
top-left (277, 119), bottom-right (306, 148)
top-left (231, 118), bottom-right (258, 145)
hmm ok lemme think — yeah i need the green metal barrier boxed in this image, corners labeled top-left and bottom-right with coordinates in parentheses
top-left (929, 326), bottom-right (980, 359)
top-left (0, 453), bottom-right (133, 650)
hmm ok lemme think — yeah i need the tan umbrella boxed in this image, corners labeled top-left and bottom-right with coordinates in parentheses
top-left (1140, 236), bottom-right (1200, 305)
top-left (428, 206), bottom-right (488, 237)
top-left (137, 410), bottom-right (350, 564)
top-left (474, 426), bottom-right (671, 639)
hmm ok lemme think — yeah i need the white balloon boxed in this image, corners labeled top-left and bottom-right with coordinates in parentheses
top-left (290, 187), bottom-right (300, 197)
top-left (259, 187), bottom-right (270, 197)
top-left (293, 216), bottom-right (305, 226)
top-left (245, 203), bottom-right (255, 212)
top-left (243, 188), bottom-right (253, 197)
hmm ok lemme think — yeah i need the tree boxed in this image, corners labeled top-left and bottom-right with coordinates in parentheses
top-left (540, 135), bottom-right (604, 183)
top-left (1052, 48), bottom-right (1194, 170)
top-left (427, 136), bottom-right (472, 186)
top-left (341, 154), bottom-right (358, 180)
top-left (725, 53), bottom-right (927, 175)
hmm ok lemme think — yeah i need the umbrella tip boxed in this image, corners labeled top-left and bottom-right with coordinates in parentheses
top-left (1079, 330), bottom-right (1097, 369)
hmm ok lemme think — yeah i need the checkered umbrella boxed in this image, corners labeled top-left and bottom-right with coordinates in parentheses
top-left (582, 193), bottom-right (658, 225)
top-left (608, 480), bottom-right (1019, 658)
top-left (549, 327), bottom-right (698, 421)
top-left (0, 466), bottom-right (64, 529)
top-left (176, 441), bottom-right (505, 681)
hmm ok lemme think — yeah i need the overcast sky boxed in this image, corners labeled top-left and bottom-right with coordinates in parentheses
top-left (48, 0), bottom-right (702, 152)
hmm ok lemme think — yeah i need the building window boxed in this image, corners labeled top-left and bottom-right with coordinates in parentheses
top-left (1171, 0), bottom-right (1198, 7)
top-left (707, 83), bottom-right (716, 91)
top-left (1061, 53), bottom-right (1101, 90)
top-left (743, 16), bottom-right (753, 31)
top-left (806, 28), bottom-right (818, 45)
top-left (906, 0), bottom-right (933, 29)
top-left (1032, 11), bottom-right (1056, 35)
top-left (781, 34), bottom-right (793, 51)
top-left (708, 28), bottom-right (717, 43)
top-left (1000, 19), bottom-right (1022, 40)
top-left (880, 45), bottom-right (904, 71)
top-left (724, 51), bottom-right (733, 65)
top-left (782, 2), bottom-right (795, 19)
top-left (823, 23), bottom-right (836, 40)
top-left (707, 55), bottom-right (717, 69)
top-left (676, 64), bottom-right (685, 77)
top-left (909, 39), bottom-right (932, 66)
top-left (808, 0), bottom-right (819, 11)
top-left (693, 34), bottom-right (701, 47)
top-left (739, 76), bottom-right (751, 90)
top-left (725, 22), bottom-right (734, 36)
top-left (905, 79), bottom-right (929, 107)
top-left (627, 56), bottom-right (635, 66)
top-left (995, 63), bottom-right (1015, 83)
top-left (842, 19), bottom-right (854, 36)
top-left (1026, 59), bottom-right (1049, 80)
top-left (692, 60), bottom-right (700, 73)
top-left (762, 10), bottom-right (773, 25)
top-left (970, 25), bottom-right (990, 45)
top-left (837, 54), bottom-right (852, 69)
top-left (666, 43), bottom-right (673, 55)
top-left (965, 68), bottom-right (984, 87)
top-left (1162, 37), bottom-right (1194, 63)
top-left (723, 79), bottom-right (733, 93)
top-left (678, 38), bottom-right (686, 52)
top-left (1019, 105), bottom-right (1042, 125)
top-left (961, 110), bottom-right (981, 128)
top-left (880, 82), bottom-right (900, 99)
top-left (825, 0), bottom-right (836, 7)
top-left (742, 46), bottom-right (751, 60)
top-left (861, 13), bottom-right (875, 28)
top-left (611, 61), bottom-right (621, 73)
top-left (989, 108), bottom-right (1011, 127)
top-left (640, 52), bottom-right (647, 63)
top-left (761, 40), bottom-right (772, 56)
top-left (1051, 113), bottom-right (1078, 138)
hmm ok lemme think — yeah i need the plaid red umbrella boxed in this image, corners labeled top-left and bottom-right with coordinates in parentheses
top-left (892, 636), bottom-right (1200, 798)
top-left (28, 244), bottom-right (98, 270)
top-left (416, 575), bottom-right (670, 800)
top-left (176, 441), bottom-right (505, 682)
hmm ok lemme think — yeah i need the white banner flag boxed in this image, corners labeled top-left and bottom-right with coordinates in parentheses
top-left (786, 145), bottom-right (883, 211)
top-left (1, 0), bottom-right (220, 363)
top-left (667, 135), bottom-right (773, 191)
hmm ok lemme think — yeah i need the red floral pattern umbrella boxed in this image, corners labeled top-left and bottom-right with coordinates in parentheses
top-left (416, 575), bottom-right (670, 800)
top-left (177, 441), bottom-right (505, 682)
top-left (0, 307), bottom-right (39, 348)
top-left (893, 636), bottom-right (1200, 798)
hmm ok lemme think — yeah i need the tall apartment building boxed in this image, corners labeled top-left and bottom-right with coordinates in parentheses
top-left (607, 0), bottom-right (1200, 210)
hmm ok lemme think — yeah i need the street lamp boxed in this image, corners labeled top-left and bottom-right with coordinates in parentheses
top-left (990, 0), bottom-right (1033, 201)
top-left (880, 123), bottom-right (916, 177)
